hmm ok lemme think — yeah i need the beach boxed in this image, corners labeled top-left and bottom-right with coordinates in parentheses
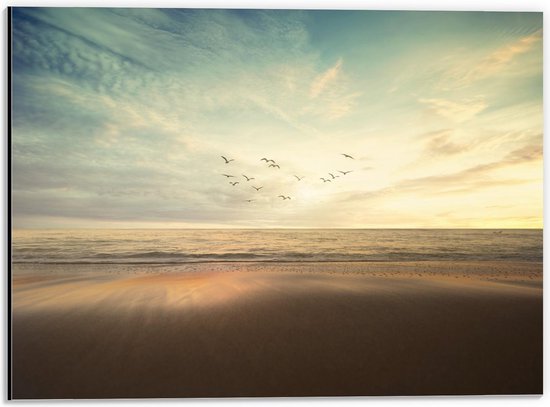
top-left (12, 261), bottom-right (542, 399)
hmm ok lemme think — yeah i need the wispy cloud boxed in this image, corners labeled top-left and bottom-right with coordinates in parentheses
top-left (303, 59), bottom-right (361, 119)
top-left (347, 143), bottom-right (542, 202)
top-left (310, 59), bottom-right (343, 98)
top-left (398, 144), bottom-right (541, 193)
top-left (440, 29), bottom-right (543, 90)
top-left (421, 129), bottom-right (469, 156)
top-left (463, 29), bottom-right (542, 84)
top-left (419, 96), bottom-right (488, 122)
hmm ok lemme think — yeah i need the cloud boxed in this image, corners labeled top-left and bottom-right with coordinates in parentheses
top-left (401, 143), bottom-right (542, 191)
top-left (422, 126), bottom-right (541, 157)
top-left (463, 29), bottom-right (542, 85)
top-left (303, 58), bottom-right (361, 119)
top-left (310, 59), bottom-right (343, 98)
top-left (437, 29), bottom-right (543, 91)
top-left (503, 143), bottom-right (542, 163)
top-left (347, 143), bottom-right (542, 202)
top-left (419, 96), bottom-right (488, 122)
top-left (422, 129), bottom-right (470, 156)
top-left (327, 91), bottom-right (362, 119)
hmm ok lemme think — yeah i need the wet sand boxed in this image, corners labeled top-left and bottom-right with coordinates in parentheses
top-left (11, 261), bottom-right (542, 399)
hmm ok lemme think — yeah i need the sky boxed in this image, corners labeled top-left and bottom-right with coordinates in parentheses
top-left (11, 8), bottom-right (543, 228)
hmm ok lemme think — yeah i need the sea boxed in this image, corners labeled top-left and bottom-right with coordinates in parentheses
top-left (11, 229), bottom-right (543, 264)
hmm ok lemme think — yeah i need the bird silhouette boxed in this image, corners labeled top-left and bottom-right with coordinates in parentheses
top-left (242, 174), bottom-right (255, 181)
top-left (320, 178), bottom-right (331, 183)
top-left (245, 199), bottom-right (254, 202)
top-left (329, 173), bottom-right (339, 179)
top-left (252, 186), bottom-right (263, 191)
top-left (260, 158), bottom-right (269, 162)
top-left (278, 195), bottom-right (286, 199)
top-left (342, 153), bottom-right (354, 159)
top-left (230, 181), bottom-right (239, 186)
top-left (221, 156), bottom-right (235, 164)
top-left (339, 170), bottom-right (353, 175)
top-left (294, 175), bottom-right (304, 181)
top-left (222, 174), bottom-right (235, 178)
top-left (267, 159), bottom-right (276, 164)
top-left (269, 164), bottom-right (280, 169)
top-left (284, 196), bottom-right (291, 200)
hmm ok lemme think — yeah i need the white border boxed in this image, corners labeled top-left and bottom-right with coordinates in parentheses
top-left (0, 0), bottom-right (548, 11)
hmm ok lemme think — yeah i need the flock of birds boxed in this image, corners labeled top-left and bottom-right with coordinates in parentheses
top-left (219, 154), bottom-right (356, 203)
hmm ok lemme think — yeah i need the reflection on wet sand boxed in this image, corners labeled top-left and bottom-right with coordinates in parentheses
top-left (12, 261), bottom-right (542, 398)
top-left (13, 261), bottom-right (542, 312)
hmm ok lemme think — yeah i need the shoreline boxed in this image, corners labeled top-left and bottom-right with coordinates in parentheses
top-left (12, 259), bottom-right (544, 274)
top-left (12, 261), bottom-right (542, 398)
top-left (11, 258), bottom-right (544, 265)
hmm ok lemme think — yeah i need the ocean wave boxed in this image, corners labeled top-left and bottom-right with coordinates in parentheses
top-left (11, 229), bottom-right (543, 264)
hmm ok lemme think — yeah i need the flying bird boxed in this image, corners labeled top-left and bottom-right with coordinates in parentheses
top-left (294, 175), bottom-right (304, 181)
top-left (243, 174), bottom-right (255, 181)
top-left (221, 156), bottom-right (235, 164)
top-left (329, 173), bottom-right (339, 179)
top-left (229, 182), bottom-right (239, 186)
top-left (245, 199), bottom-right (255, 202)
top-left (260, 158), bottom-right (269, 162)
top-left (269, 164), bottom-right (280, 169)
top-left (320, 178), bottom-right (331, 183)
top-left (278, 195), bottom-right (286, 199)
top-left (342, 153), bottom-right (354, 159)
top-left (339, 170), bottom-right (353, 175)
top-left (267, 159), bottom-right (276, 164)
top-left (252, 186), bottom-right (263, 191)
top-left (222, 174), bottom-right (235, 178)
top-left (284, 196), bottom-right (291, 200)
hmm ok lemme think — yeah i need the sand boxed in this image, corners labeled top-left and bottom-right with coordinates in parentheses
top-left (11, 261), bottom-right (542, 399)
